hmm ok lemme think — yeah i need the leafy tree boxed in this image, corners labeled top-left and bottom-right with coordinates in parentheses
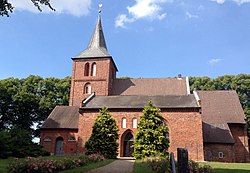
top-left (0, 130), bottom-right (11, 158)
top-left (85, 107), bottom-right (119, 159)
top-left (0, 0), bottom-right (54, 17)
top-left (133, 101), bottom-right (169, 159)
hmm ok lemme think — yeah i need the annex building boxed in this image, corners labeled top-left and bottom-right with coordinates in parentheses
top-left (40, 15), bottom-right (249, 162)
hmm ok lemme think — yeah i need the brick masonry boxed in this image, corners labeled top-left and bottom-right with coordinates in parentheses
top-left (77, 108), bottom-right (204, 161)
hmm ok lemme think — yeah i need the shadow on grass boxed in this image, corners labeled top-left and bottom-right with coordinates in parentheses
top-left (214, 168), bottom-right (250, 173)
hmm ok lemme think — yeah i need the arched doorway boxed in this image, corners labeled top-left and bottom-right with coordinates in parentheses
top-left (123, 132), bottom-right (134, 157)
top-left (55, 137), bottom-right (64, 155)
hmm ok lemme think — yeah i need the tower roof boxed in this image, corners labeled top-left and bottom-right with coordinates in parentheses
top-left (75, 15), bottom-right (110, 58)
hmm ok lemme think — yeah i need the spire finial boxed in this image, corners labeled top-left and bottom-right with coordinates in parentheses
top-left (98, 3), bottom-right (102, 14)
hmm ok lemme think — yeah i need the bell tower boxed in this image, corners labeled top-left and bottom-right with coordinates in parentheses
top-left (69, 15), bottom-right (118, 107)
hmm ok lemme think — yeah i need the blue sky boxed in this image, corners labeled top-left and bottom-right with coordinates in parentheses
top-left (0, 0), bottom-right (250, 79)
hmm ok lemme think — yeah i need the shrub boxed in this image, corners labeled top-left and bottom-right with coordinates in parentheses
top-left (144, 157), bottom-right (171, 173)
top-left (133, 101), bottom-right (169, 159)
top-left (86, 153), bottom-right (106, 162)
top-left (7, 155), bottom-right (103, 173)
top-left (189, 160), bottom-right (214, 173)
top-left (85, 107), bottom-right (119, 159)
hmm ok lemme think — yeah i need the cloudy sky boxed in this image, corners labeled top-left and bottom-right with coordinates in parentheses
top-left (0, 0), bottom-right (250, 79)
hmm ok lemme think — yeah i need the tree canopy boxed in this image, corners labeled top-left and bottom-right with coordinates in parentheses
top-left (0, 0), bottom-right (54, 17)
top-left (85, 107), bottom-right (119, 159)
top-left (0, 75), bottom-right (71, 132)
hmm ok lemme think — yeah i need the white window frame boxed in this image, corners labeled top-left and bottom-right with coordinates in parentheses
top-left (91, 63), bottom-right (97, 76)
top-left (122, 118), bottom-right (126, 128)
top-left (132, 118), bottom-right (137, 128)
top-left (218, 152), bottom-right (224, 158)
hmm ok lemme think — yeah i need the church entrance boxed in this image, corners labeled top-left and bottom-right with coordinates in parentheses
top-left (55, 137), bottom-right (64, 155)
top-left (123, 132), bottom-right (134, 157)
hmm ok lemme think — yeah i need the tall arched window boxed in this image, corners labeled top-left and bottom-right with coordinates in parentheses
top-left (84, 63), bottom-right (90, 76)
top-left (122, 118), bottom-right (126, 128)
top-left (132, 118), bottom-right (137, 128)
top-left (91, 63), bottom-right (96, 76)
top-left (84, 83), bottom-right (91, 94)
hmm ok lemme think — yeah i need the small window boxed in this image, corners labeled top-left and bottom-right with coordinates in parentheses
top-left (44, 136), bottom-right (52, 142)
top-left (218, 152), bottom-right (224, 158)
top-left (122, 118), bottom-right (126, 128)
top-left (132, 118), bottom-right (137, 128)
top-left (68, 137), bottom-right (76, 142)
top-left (84, 63), bottom-right (90, 76)
top-left (91, 63), bottom-right (96, 76)
top-left (84, 83), bottom-right (91, 94)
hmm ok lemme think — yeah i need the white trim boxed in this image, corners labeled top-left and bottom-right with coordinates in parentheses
top-left (218, 152), bottom-right (224, 158)
top-left (186, 76), bottom-right (191, 95)
top-left (122, 118), bottom-right (126, 128)
top-left (132, 118), bottom-right (137, 128)
top-left (193, 90), bottom-right (201, 106)
top-left (82, 92), bottom-right (95, 106)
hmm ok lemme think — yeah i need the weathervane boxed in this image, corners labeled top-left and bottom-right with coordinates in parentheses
top-left (98, 3), bottom-right (102, 14)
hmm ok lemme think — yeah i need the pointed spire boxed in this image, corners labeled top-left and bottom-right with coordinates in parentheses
top-left (75, 15), bottom-right (110, 58)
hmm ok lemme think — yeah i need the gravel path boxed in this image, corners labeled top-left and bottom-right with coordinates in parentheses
top-left (85, 159), bottom-right (135, 173)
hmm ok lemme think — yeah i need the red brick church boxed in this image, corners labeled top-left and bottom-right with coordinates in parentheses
top-left (40, 15), bottom-right (249, 162)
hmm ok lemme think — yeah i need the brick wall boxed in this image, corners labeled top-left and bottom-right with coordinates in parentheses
top-left (40, 129), bottom-right (78, 155)
top-left (204, 143), bottom-right (234, 162)
top-left (69, 58), bottom-right (116, 106)
top-left (229, 124), bottom-right (250, 162)
top-left (77, 108), bottom-right (204, 161)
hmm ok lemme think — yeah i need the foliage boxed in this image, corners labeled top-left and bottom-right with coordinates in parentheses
top-left (0, 127), bottom-right (50, 159)
top-left (189, 160), bottom-right (214, 173)
top-left (0, 0), bottom-right (54, 17)
top-left (189, 74), bottom-right (250, 134)
top-left (134, 158), bottom-right (171, 173)
top-left (133, 101), bottom-right (169, 159)
top-left (0, 75), bottom-right (71, 132)
top-left (85, 107), bottom-right (119, 159)
top-left (7, 155), bottom-right (105, 173)
top-left (0, 130), bottom-right (11, 158)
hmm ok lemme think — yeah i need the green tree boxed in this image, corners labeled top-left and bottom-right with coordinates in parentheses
top-left (0, 0), bottom-right (54, 17)
top-left (133, 101), bottom-right (169, 159)
top-left (85, 107), bottom-right (119, 159)
top-left (0, 130), bottom-right (11, 158)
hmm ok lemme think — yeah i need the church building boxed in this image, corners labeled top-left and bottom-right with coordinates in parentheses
top-left (40, 15), bottom-right (249, 162)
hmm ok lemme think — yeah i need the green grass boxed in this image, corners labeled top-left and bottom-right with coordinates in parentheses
top-left (60, 159), bottom-right (114, 173)
top-left (133, 160), bottom-right (155, 173)
top-left (201, 162), bottom-right (250, 173)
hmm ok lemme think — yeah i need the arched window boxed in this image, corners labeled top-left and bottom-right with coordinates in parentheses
top-left (91, 63), bottom-right (96, 76)
top-left (84, 83), bottom-right (91, 94)
top-left (132, 118), bottom-right (137, 128)
top-left (84, 63), bottom-right (90, 76)
top-left (122, 118), bottom-right (126, 128)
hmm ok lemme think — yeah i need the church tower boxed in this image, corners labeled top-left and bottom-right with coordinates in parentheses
top-left (69, 15), bottom-right (118, 107)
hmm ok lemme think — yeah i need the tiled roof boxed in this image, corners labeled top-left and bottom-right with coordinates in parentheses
top-left (197, 90), bottom-right (246, 144)
top-left (82, 95), bottom-right (198, 109)
top-left (41, 106), bottom-right (79, 129)
top-left (111, 78), bottom-right (188, 96)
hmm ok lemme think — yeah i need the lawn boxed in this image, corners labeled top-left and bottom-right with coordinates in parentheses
top-left (0, 157), bottom-right (113, 173)
top-left (202, 162), bottom-right (250, 173)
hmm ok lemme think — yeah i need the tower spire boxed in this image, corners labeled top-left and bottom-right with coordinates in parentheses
top-left (75, 6), bottom-right (110, 58)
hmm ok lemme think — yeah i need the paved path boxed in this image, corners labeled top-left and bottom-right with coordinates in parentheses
top-left (85, 159), bottom-right (135, 173)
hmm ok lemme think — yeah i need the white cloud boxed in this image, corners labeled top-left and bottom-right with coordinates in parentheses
top-left (211, 0), bottom-right (226, 4)
top-left (208, 58), bottom-right (223, 64)
top-left (115, 0), bottom-right (170, 28)
top-left (232, 0), bottom-right (250, 5)
top-left (211, 0), bottom-right (250, 5)
top-left (185, 12), bottom-right (199, 19)
top-left (9, 0), bottom-right (92, 17)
